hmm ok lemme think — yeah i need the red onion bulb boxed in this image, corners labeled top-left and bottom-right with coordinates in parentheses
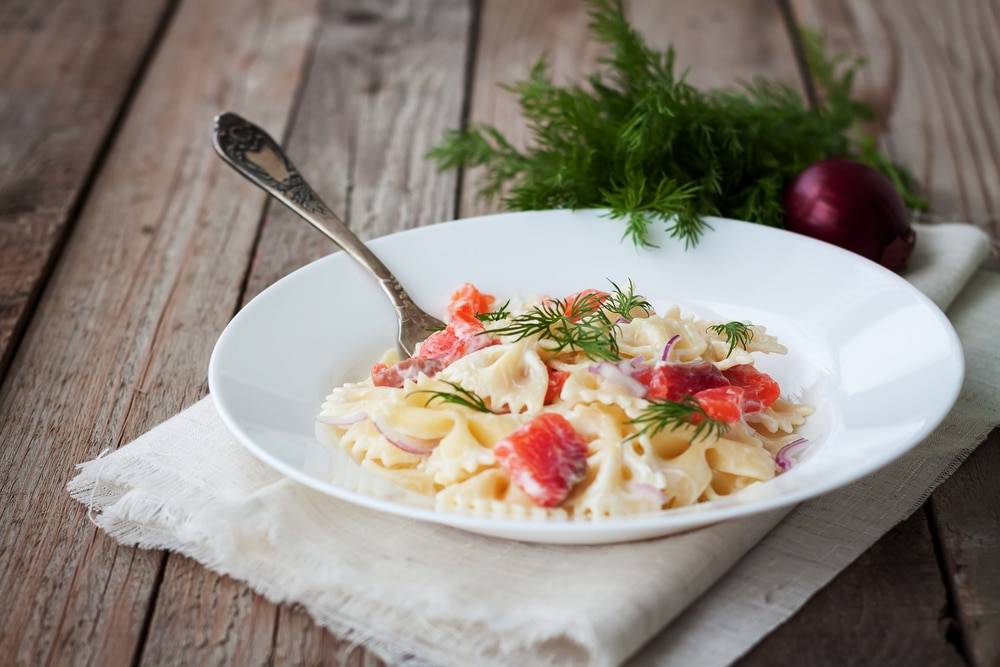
top-left (784, 159), bottom-right (916, 272)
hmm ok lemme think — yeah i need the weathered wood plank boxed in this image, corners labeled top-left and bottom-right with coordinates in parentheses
top-left (138, 558), bottom-right (277, 667)
top-left (271, 605), bottom-right (382, 666)
top-left (930, 428), bottom-right (1000, 667)
top-left (739, 511), bottom-right (964, 666)
top-left (0, 0), bottom-right (320, 664)
top-left (140, 2), bottom-right (473, 664)
top-left (630, 0), bottom-right (803, 88)
top-left (0, 0), bottom-right (172, 378)
top-left (244, 0), bottom-right (472, 302)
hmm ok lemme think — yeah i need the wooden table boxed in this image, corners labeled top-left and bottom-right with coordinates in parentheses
top-left (1, 1), bottom-right (997, 664)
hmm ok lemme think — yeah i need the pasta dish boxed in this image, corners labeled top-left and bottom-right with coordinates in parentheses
top-left (316, 282), bottom-right (812, 519)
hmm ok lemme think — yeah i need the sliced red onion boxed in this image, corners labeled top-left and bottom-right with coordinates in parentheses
top-left (373, 418), bottom-right (439, 456)
top-left (625, 356), bottom-right (649, 373)
top-left (775, 437), bottom-right (809, 472)
top-left (627, 482), bottom-right (667, 505)
top-left (316, 411), bottom-right (367, 426)
top-left (588, 362), bottom-right (648, 397)
top-left (660, 334), bottom-right (681, 363)
top-left (616, 316), bottom-right (629, 324)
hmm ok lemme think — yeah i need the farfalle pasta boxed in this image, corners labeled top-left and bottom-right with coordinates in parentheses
top-left (317, 282), bottom-right (812, 519)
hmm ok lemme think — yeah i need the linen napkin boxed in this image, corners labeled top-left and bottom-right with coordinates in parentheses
top-left (69, 223), bottom-right (995, 667)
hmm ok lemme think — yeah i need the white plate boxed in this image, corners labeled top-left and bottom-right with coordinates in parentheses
top-left (209, 210), bottom-right (963, 544)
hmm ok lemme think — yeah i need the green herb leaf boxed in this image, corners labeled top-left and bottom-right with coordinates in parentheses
top-left (707, 321), bottom-right (754, 358)
top-left (475, 300), bottom-right (512, 322)
top-left (604, 278), bottom-right (653, 321)
top-left (411, 381), bottom-right (495, 413)
top-left (629, 397), bottom-right (728, 443)
top-left (485, 294), bottom-right (621, 361)
top-left (427, 0), bottom-right (921, 248)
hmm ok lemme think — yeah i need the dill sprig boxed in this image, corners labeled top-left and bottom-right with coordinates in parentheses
top-left (604, 279), bottom-right (652, 321)
top-left (427, 0), bottom-right (923, 248)
top-left (475, 299), bottom-right (512, 322)
top-left (485, 292), bottom-right (620, 361)
top-left (629, 397), bottom-right (728, 443)
top-left (411, 381), bottom-right (495, 413)
top-left (707, 321), bottom-right (754, 358)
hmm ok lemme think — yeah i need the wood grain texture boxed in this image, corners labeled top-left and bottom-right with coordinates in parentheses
top-left (930, 428), bottom-right (1000, 667)
top-left (793, 0), bottom-right (1000, 248)
top-left (738, 511), bottom-right (964, 666)
top-left (459, 0), bottom-right (606, 217)
top-left (270, 605), bottom-right (383, 667)
top-left (267, 1), bottom-right (470, 661)
top-left (138, 555), bottom-right (277, 667)
top-left (0, 0), bottom-right (319, 664)
top-left (0, 0), bottom-right (171, 378)
top-left (629, 0), bottom-right (802, 88)
top-left (244, 0), bottom-right (472, 302)
top-left (140, 2), bottom-right (472, 664)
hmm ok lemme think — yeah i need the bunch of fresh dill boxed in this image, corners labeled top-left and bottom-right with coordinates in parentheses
top-left (428, 0), bottom-right (921, 248)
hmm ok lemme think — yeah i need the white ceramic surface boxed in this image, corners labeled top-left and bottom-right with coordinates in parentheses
top-left (209, 210), bottom-right (963, 544)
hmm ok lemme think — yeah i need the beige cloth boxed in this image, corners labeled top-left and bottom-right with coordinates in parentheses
top-left (69, 224), bottom-right (996, 667)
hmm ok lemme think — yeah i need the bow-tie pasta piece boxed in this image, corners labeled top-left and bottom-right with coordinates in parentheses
top-left (564, 442), bottom-right (667, 518)
top-left (702, 321), bottom-right (787, 370)
top-left (617, 309), bottom-right (707, 363)
top-left (439, 341), bottom-right (548, 414)
top-left (560, 368), bottom-right (649, 419)
top-left (745, 398), bottom-right (813, 434)
top-left (423, 411), bottom-right (522, 486)
top-left (318, 382), bottom-right (397, 425)
top-left (435, 468), bottom-right (568, 519)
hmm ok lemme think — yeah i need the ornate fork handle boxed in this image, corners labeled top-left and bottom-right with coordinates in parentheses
top-left (212, 113), bottom-right (442, 354)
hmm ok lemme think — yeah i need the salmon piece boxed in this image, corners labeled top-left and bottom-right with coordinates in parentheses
top-left (544, 368), bottom-right (570, 405)
top-left (695, 386), bottom-right (745, 423)
top-left (722, 364), bottom-right (780, 413)
top-left (415, 325), bottom-right (496, 367)
top-left (494, 413), bottom-right (588, 507)
top-left (642, 362), bottom-right (729, 401)
top-left (447, 283), bottom-right (495, 334)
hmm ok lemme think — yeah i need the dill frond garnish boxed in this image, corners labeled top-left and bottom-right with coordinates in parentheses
top-left (485, 294), bottom-right (620, 361)
top-left (411, 381), bottom-right (495, 413)
top-left (427, 0), bottom-right (923, 248)
top-left (629, 397), bottom-right (728, 443)
top-left (475, 300), bottom-right (511, 322)
top-left (604, 279), bottom-right (653, 321)
top-left (706, 321), bottom-right (754, 358)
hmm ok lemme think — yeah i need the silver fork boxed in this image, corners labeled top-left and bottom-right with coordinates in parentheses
top-left (212, 112), bottom-right (445, 357)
